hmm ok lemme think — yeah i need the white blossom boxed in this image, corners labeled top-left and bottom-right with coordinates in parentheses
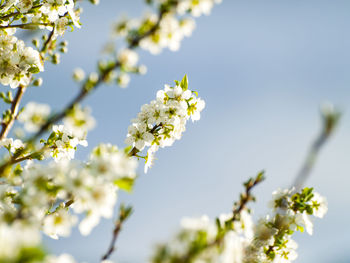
top-left (18, 102), bottom-right (51, 132)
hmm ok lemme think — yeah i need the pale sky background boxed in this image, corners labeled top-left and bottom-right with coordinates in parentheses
top-left (20, 0), bottom-right (350, 262)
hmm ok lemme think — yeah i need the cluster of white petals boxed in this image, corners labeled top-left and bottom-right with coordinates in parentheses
top-left (125, 76), bottom-right (205, 172)
top-left (0, 137), bottom-right (24, 153)
top-left (63, 105), bottom-right (96, 138)
top-left (0, 221), bottom-right (42, 262)
top-left (153, 187), bottom-right (327, 263)
top-left (0, 31), bottom-right (44, 89)
top-left (139, 14), bottom-right (196, 54)
top-left (156, 209), bottom-right (253, 263)
top-left (244, 188), bottom-right (328, 263)
top-left (18, 102), bottom-right (51, 132)
top-left (112, 0), bottom-right (221, 55)
top-left (0, 143), bottom-right (137, 247)
top-left (177, 0), bottom-right (223, 17)
top-left (0, 0), bottom-right (84, 89)
top-left (48, 125), bottom-right (88, 162)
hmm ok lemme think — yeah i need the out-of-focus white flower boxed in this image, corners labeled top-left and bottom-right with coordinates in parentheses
top-left (18, 102), bottom-right (51, 132)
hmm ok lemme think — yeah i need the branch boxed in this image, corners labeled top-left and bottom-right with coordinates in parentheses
top-left (231, 171), bottom-right (265, 222)
top-left (0, 22), bottom-right (50, 29)
top-left (0, 85), bottom-right (26, 140)
top-left (0, 25), bottom-right (55, 141)
top-left (0, 4), bottom-right (43, 20)
top-left (101, 204), bottom-right (133, 261)
top-left (173, 172), bottom-right (265, 263)
top-left (292, 105), bottom-right (340, 190)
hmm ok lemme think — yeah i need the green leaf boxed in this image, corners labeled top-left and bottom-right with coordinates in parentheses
top-left (180, 74), bottom-right (188, 90)
top-left (115, 177), bottom-right (135, 193)
top-left (28, 66), bottom-right (40, 74)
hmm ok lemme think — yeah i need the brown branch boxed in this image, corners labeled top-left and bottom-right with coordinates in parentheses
top-left (0, 85), bottom-right (26, 140)
top-left (0, 22), bottom-right (50, 29)
top-left (0, 4), bottom-right (43, 20)
top-left (231, 171), bottom-right (265, 222)
top-left (101, 204), bottom-right (133, 261)
top-left (41, 27), bottom-right (56, 54)
top-left (173, 172), bottom-right (265, 263)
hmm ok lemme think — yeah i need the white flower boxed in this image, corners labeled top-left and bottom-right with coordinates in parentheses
top-left (40, 0), bottom-right (80, 28)
top-left (177, 0), bottom-right (221, 17)
top-left (125, 123), bottom-right (154, 151)
top-left (295, 212), bottom-right (313, 235)
top-left (50, 125), bottom-right (87, 162)
top-left (118, 48), bottom-right (139, 68)
top-left (45, 253), bottom-right (77, 263)
top-left (144, 145), bottom-right (158, 173)
top-left (54, 17), bottom-right (69, 37)
top-left (311, 192), bottom-right (328, 218)
top-left (180, 215), bottom-right (216, 238)
top-left (219, 231), bottom-right (244, 263)
top-left (74, 183), bottom-right (117, 235)
top-left (63, 105), bottom-right (96, 138)
top-left (0, 138), bottom-right (24, 153)
top-left (89, 143), bottom-right (138, 180)
top-left (17, 0), bottom-right (33, 13)
top-left (117, 73), bottom-right (130, 88)
top-left (18, 102), bottom-right (51, 132)
top-left (0, 36), bottom-right (44, 89)
top-left (43, 209), bottom-right (78, 239)
top-left (72, 68), bottom-right (85, 82)
top-left (0, 222), bottom-right (41, 261)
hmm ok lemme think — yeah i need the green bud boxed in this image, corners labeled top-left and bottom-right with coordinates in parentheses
top-left (33, 78), bottom-right (43, 87)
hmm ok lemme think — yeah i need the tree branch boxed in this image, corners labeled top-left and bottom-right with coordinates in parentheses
top-left (0, 85), bottom-right (26, 140)
top-left (292, 106), bottom-right (340, 190)
top-left (101, 204), bottom-right (133, 261)
top-left (0, 22), bottom-right (50, 29)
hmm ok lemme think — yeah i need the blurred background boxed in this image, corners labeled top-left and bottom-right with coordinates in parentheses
top-left (22, 0), bottom-right (350, 262)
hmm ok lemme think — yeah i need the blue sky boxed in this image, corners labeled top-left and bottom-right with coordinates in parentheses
top-left (23, 0), bottom-right (350, 262)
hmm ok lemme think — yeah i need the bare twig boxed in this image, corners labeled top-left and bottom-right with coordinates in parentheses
top-left (292, 105), bottom-right (340, 190)
top-left (101, 204), bottom-right (133, 261)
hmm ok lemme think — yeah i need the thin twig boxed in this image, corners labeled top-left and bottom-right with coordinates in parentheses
top-left (101, 204), bottom-right (133, 261)
top-left (292, 107), bottom-right (340, 190)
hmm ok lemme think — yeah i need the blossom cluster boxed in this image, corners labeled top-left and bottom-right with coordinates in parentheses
top-left (112, 0), bottom-right (221, 54)
top-left (99, 0), bottom-right (221, 88)
top-left (125, 75), bottom-right (205, 173)
top-left (245, 187), bottom-right (328, 263)
top-left (0, 143), bottom-right (137, 247)
top-left (18, 102), bottom-right (51, 132)
top-left (153, 210), bottom-right (254, 263)
top-left (0, 0), bottom-right (99, 90)
top-left (0, 0), bottom-right (82, 31)
top-left (0, 31), bottom-right (43, 89)
top-left (152, 185), bottom-right (327, 263)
